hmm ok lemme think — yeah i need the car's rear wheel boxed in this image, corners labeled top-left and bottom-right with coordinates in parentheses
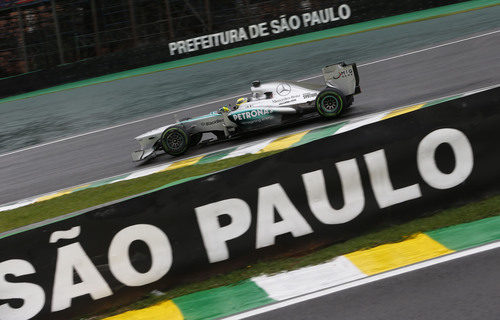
top-left (346, 95), bottom-right (354, 108)
top-left (315, 88), bottom-right (346, 118)
top-left (161, 126), bottom-right (190, 156)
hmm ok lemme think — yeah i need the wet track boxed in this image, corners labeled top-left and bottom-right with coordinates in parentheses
top-left (242, 245), bottom-right (500, 320)
top-left (0, 11), bottom-right (499, 204)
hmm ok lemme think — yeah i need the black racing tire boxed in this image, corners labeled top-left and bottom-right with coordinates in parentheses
top-left (315, 88), bottom-right (346, 118)
top-left (346, 95), bottom-right (354, 108)
top-left (189, 132), bottom-right (203, 146)
top-left (161, 126), bottom-right (190, 156)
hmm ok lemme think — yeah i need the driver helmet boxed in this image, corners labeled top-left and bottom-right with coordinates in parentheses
top-left (236, 97), bottom-right (248, 107)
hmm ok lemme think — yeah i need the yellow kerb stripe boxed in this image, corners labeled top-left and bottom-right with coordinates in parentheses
top-left (161, 155), bottom-right (205, 171)
top-left (35, 185), bottom-right (90, 202)
top-left (382, 104), bottom-right (425, 120)
top-left (345, 233), bottom-right (453, 275)
top-left (103, 300), bottom-right (183, 320)
top-left (258, 130), bottom-right (309, 153)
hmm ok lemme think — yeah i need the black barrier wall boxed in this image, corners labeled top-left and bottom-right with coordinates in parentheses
top-left (0, 87), bottom-right (499, 320)
top-left (0, 0), bottom-right (467, 98)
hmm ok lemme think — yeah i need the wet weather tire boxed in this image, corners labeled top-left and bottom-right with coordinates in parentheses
top-left (346, 95), bottom-right (354, 108)
top-left (161, 126), bottom-right (190, 156)
top-left (315, 88), bottom-right (346, 118)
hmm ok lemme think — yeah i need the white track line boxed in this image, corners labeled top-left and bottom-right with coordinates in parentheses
top-left (223, 241), bottom-right (500, 320)
top-left (1, 83), bottom-right (498, 209)
top-left (1, 29), bottom-right (499, 159)
top-left (279, 29), bottom-right (500, 82)
top-left (359, 29), bottom-right (500, 67)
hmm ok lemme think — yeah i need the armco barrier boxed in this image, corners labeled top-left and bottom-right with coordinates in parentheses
top-left (1, 87), bottom-right (499, 320)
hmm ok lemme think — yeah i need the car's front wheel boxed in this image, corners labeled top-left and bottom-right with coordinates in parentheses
top-left (315, 88), bottom-right (346, 118)
top-left (161, 126), bottom-right (190, 156)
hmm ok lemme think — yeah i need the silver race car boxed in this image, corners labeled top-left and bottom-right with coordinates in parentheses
top-left (132, 62), bottom-right (360, 161)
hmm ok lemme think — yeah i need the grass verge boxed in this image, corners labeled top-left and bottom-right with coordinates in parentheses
top-left (0, 151), bottom-right (279, 234)
top-left (90, 192), bottom-right (500, 319)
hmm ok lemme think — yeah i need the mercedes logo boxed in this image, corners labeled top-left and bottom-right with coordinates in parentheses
top-left (276, 83), bottom-right (291, 96)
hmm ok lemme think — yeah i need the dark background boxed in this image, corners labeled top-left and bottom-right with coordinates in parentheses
top-left (0, 0), bottom-right (467, 97)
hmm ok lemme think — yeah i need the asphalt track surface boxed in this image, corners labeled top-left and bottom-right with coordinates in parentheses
top-left (0, 28), bottom-right (499, 205)
top-left (242, 245), bottom-right (500, 320)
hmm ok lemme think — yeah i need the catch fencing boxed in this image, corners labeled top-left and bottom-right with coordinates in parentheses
top-left (1, 0), bottom-right (466, 78)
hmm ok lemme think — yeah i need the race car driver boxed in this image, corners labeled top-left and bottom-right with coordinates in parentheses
top-left (234, 97), bottom-right (248, 109)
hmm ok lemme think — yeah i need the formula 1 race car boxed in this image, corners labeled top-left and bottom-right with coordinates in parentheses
top-left (132, 62), bottom-right (360, 161)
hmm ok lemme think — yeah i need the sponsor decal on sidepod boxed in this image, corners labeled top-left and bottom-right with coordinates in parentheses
top-left (276, 83), bottom-right (292, 96)
top-left (303, 92), bottom-right (317, 99)
top-left (201, 119), bottom-right (223, 126)
top-left (232, 109), bottom-right (274, 121)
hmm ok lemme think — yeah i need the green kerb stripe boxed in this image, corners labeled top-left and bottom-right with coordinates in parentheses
top-left (422, 94), bottom-right (464, 108)
top-left (426, 215), bottom-right (500, 251)
top-left (1, 0), bottom-right (497, 104)
top-left (173, 279), bottom-right (274, 320)
top-left (293, 122), bottom-right (347, 147)
top-left (80, 175), bottom-right (130, 190)
top-left (196, 147), bottom-right (237, 164)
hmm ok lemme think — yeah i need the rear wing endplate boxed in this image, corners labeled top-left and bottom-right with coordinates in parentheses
top-left (322, 62), bottom-right (361, 95)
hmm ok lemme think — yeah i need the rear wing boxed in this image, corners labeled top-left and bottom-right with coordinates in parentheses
top-left (322, 62), bottom-right (361, 96)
